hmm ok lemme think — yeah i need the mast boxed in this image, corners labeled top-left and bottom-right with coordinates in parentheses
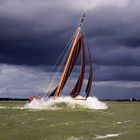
top-left (54, 28), bottom-right (81, 96)
top-left (79, 12), bottom-right (86, 27)
top-left (49, 32), bottom-right (82, 97)
top-left (53, 13), bottom-right (86, 97)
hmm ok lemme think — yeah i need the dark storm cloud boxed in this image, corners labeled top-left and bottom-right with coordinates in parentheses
top-left (93, 65), bottom-right (140, 81)
top-left (92, 46), bottom-right (140, 66)
top-left (0, 0), bottom-right (79, 65)
top-left (0, 0), bottom-right (140, 82)
top-left (84, 1), bottom-right (140, 67)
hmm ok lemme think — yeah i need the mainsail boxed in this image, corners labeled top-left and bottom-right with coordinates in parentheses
top-left (85, 48), bottom-right (93, 98)
top-left (49, 13), bottom-right (93, 99)
top-left (70, 36), bottom-right (85, 97)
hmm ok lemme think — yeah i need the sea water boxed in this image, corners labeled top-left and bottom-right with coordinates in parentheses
top-left (0, 99), bottom-right (140, 140)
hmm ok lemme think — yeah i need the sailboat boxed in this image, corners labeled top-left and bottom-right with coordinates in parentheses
top-left (48, 13), bottom-right (92, 100)
top-left (29, 13), bottom-right (93, 102)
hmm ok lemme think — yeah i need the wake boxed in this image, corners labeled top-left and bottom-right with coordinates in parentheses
top-left (25, 96), bottom-right (108, 110)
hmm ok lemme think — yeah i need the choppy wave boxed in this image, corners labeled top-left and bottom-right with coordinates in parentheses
top-left (67, 136), bottom-right (84, 140)
top-left (66, 133), bottom-right (121, 140)
top-left (0, 106), bottom-right (25, 110)
top-left (96, 133), bottom-right (121, 139)
top-left (117, 120), bottom-right (132, 125)
top-left (25, 96), bottom-right (108, 110)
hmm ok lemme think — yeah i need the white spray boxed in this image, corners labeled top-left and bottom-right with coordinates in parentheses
top-left (25, 96), bottom-right (108, 110)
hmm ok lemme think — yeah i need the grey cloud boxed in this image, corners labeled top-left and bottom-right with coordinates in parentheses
top-left (0, 64), bottom-right (140, 99)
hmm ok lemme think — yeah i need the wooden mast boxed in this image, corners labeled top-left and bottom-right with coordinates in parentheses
top-left (54, 28), bottom-right (81, 97)
top-left (49, 30), bottom-right (82, 98)
top-left (53, 13), bottom-right (86, 97)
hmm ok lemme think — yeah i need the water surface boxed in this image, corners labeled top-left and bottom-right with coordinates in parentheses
top-left (0, 101), bottom-right (140, 140)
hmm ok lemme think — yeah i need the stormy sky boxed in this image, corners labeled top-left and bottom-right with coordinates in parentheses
top-left (0, 0), bottom-right (140, 99)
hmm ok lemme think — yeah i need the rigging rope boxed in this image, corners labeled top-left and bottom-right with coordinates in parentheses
top-left (43, 38), bottom-right (73, 97)
top-left (34, 31), bottom-right (76, 97)
top-left (43, 30), bottom-right (80, 96)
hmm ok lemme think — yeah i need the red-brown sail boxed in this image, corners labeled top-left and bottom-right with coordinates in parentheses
top-left (70, 36), bottom-right (85, 97)
top-left (85, 48), bottom-right (93, 98)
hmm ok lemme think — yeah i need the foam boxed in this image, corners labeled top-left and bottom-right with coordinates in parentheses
top-left (96, 133), bottom-right (121, 139)
top-left (25, 96), bottom-right (108, 110)
top-left (67, 136), bottom-right (84, 140)
top-left (117, 120), bottom-right (132, 125)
